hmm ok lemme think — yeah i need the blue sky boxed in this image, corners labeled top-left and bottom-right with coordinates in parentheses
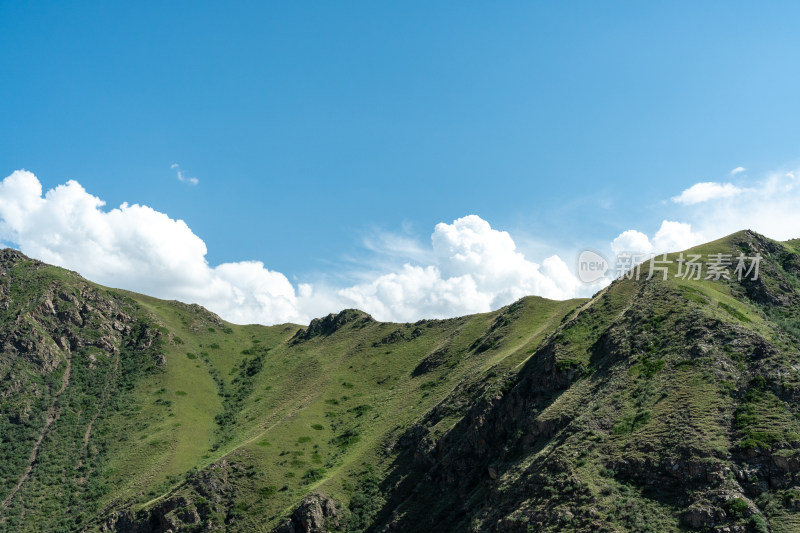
top-left (2, 2), bottom-right (800, 324)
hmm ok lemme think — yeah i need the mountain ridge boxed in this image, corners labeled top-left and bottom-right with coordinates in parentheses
top-left (1, 230), bottom-right (800, 532)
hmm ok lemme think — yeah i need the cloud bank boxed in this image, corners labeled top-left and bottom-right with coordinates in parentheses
top-left (4, 166), bottom-right (796, 326)
top-left (0, 171), bottom-right (587, 325)
top-left (338, 215), bottom-right (585, 322)
top-left (614, 169), bottom-right (800, 257)
top-left (0, 170), bottom-right (299, 324)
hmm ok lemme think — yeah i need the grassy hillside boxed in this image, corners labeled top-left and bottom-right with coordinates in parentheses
top-left (380, 230), bottom-right (800, 532)
top-left (0, 249), bottom-right (580, 531)
top-left (1, 229), bottom-right (800, 532)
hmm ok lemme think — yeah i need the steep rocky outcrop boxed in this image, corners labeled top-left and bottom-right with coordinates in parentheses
top-left (275, 494), bottom-right (340, 533)
top-left (291, 309), bottom-right (374, 344)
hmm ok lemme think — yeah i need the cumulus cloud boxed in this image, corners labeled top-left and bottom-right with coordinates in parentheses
top-left (611, 168), bottom-right (800, 264)
top-left (610, 229), bottom-right (653, 255)
top-left (0, 170), bottom-right (302, 324)
top-left (682, 170), bottom-right (800, 241)
top-left (651, 220), bottom-right (704, 253)
top-left (671, 182), bottom-right (744, 205)
top-left (610, 221), bottom-right (703, 257)
top-left (0, 171), bottom-right (590, 325)
top-left (171, 163), bottom-right (198, 185)
top-left (338, 215), bottom-right (588, 322)
top-left (730, 166), bottom-right (746, 175)
top-left (5, 166), bottom-right (797, 327)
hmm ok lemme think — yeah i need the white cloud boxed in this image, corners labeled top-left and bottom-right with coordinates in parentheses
top-left (609, 220), bottom-right (704, 266)
top-left (338, 264), bottom-right (487, 323)
top-left (171, 163), bottom-right (198, 185)
top-left (611, 168), bottom-right (800, 265)
top-left (338, 215), bottom-right (589, 322)
top-left (651, 220), bottom-right (703, 253)
top-left (671, 182), bottom-right (744, 205)
top-left (0, 171), bottom-right (590, 325)
top-left (610, 230), bottom-right (653, 254)
top-left (682, 170), bottom-right (800, 241)
top-left (730, 166), bottom-right (746, 175)
top-left (4, 166), bottom-right (797, 327)
top-left (0, 170), bottom-right (302, 325)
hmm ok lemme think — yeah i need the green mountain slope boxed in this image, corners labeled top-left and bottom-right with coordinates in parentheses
top-left (0, 229), bottom-right (799, 532)
top-left (0, 248), bottom-right (579, 531)
top-left (379, 230), bottom-right (800, 532)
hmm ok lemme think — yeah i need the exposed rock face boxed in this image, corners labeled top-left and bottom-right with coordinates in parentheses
top-left (291, 309), bottom-right (374, 343)
top-left (274, 494), bottom-right (339, 533)
top-left (101, 460), bottom-right (246, 532)
top-left (165, 300), bottom-right (226, 333)
top-left (373, 327), bottom-right (423, 347)
top-left (0, 248), bottom-right (30, 267)
top-left (101, 497), bottom-right (201, 533)
top-left (0, 249), bottom-right (150, 364)
top-left (0, 250), bottom-right (162, 424)
top-left (732, 231), bottom-right (800, 307)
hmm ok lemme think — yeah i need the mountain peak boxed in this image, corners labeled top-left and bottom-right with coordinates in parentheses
top-left (291, 308), bottom-right (375, 343)
top-left (0, 247), bottom-right (33, 268)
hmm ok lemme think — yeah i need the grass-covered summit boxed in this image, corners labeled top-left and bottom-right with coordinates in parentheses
top-left (1, 230), bottom-right (800, 532)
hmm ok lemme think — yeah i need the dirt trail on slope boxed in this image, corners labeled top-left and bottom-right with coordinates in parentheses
top-left (1, 355), bottom-right (72, 509)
